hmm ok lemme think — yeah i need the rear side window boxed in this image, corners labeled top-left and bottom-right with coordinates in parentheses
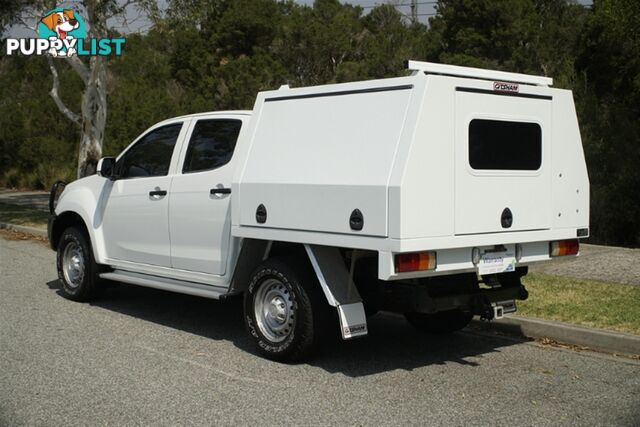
top-left (182, 119), bottom-right (242, 173)
top-left (116, 123), bottom-right (182, 178)
top-left (469, 119), bottom-right (542, 171)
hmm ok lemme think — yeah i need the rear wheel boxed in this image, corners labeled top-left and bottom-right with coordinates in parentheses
top-left (56, 226), bottom-right (101, 302)
top-left (405, 309), bottom-right (473, 334)
top-left (243, 258), bottom-right (326, 362)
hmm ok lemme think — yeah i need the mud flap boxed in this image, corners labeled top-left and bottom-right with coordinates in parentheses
top-left (337, 303), bottom-right (368, 340)
top-left (304, 244), bottom-right (368, 339)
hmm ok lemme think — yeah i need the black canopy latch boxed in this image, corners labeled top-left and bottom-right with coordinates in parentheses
top-left (349, 209), bottom-right (364, 231)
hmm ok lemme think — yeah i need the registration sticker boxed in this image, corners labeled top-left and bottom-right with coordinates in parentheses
top-left (478, 252), bottom-right (516, 275)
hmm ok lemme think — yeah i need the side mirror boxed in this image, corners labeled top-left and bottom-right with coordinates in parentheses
top-left (96, 157), bottom-right (116, 179)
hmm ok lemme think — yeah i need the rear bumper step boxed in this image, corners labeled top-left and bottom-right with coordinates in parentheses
top-left (374, 270), bottom-right (529, 318)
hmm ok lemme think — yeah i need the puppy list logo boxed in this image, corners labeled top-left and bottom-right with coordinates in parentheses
top-left (5, 8), bottom-right (125, 57)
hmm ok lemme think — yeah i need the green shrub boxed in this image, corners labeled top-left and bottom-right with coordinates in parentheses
top-left (0, 168), bottom-right (21, 189)
top-left (35, 164), bottom-right (75, 190)
top-left (18, 171), bottom-right (40, 190)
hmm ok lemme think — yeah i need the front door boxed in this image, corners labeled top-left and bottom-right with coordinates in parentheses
top-left (101, 122), bottom-right (185, 266)
top-left (169, 117), bottom-right (244, 275)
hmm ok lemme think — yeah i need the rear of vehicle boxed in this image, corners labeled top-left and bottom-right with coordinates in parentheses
top-left (233, 61), bottom-right (589, 358)
top-left (376, 62), bottom-right (589, 321)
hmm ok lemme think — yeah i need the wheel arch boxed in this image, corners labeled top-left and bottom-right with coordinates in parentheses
top-left (229, 240), bottom-right (311, 294)
top-left (50, 211), bottom-right (88, 250)
top-left (50, 210), bottom-right (104, 264)
top-left (51, 176), bottom-right (110, 263)
top-left (229, 240), bottom-right (363, 308)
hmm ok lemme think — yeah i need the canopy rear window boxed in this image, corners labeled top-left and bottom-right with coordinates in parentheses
top-left (469, 119), bottom-right (542, 171)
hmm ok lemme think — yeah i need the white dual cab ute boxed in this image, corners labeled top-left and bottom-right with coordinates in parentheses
top-left (48, 61), bottom-right (589, 361)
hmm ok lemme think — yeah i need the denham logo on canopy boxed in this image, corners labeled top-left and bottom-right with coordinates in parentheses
top-left (493, 81), bottom-right (520, 93)
top-left (5, 8), bottom-right (124, 57)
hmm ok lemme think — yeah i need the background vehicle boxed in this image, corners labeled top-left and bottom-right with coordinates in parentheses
top-left (48, 61), bottom-right (589, 361)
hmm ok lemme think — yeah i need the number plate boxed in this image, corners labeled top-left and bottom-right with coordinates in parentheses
top-left (478, 252), bottom-right (516, 275)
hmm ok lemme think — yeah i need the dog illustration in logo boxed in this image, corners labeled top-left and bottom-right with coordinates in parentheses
top-left (40, 10), bottom-right (79, 57)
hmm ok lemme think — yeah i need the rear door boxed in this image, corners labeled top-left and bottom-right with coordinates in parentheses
top-left (454, 88), bottom-right (552, 235)
top-left (168, 116), bottom-right (245, 275)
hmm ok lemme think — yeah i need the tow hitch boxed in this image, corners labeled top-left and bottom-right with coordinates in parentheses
top-left (475, 269), bottom-right (528, 321)
top-left (482, 299), bottom-right (517, 321)
top-left (476, 298), bottom-right (518, 321)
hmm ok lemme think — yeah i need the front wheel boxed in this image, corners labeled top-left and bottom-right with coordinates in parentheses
top-left (56, 226), bottom-right (101, 301)
top-left (405, 309), bottom-right (473, 334)
top-left (243, 258), bottom-right (325, 362)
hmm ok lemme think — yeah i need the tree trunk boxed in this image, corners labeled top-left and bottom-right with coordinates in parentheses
top-left (76, 0), bottom-right (109, 178)
top-left (77, 56), bottom-right (107, 178)
top-left (44, 0), bottom-right (151, 178)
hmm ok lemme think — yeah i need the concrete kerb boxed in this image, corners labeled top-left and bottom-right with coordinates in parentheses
top-left (471, 315), bottom-right (640, 357)
top-left (0, 222), bottom-right (48, 238)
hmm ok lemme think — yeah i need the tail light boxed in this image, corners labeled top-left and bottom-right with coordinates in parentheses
top-left (395, 251), bottom-right (437, 273)
top-left (549, 239), bottom-right (579, 257)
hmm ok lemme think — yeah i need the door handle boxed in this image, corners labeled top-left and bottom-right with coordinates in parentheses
top-left (210, 188), bottom-right (231, 195)
top-left (149, 189), bottom-right (167, 197)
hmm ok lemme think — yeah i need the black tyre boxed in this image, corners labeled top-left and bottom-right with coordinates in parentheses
top-left (56, 226), bottom-right (101, 302)
top-left (405, 309), bottom-right (473, 334)
top-left (243, 258), bottom-right (327, 362)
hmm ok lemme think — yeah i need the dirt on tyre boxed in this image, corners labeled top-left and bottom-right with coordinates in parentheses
top-left (56, 226), bottom-right (102, 302)
top-left (244, 257), bottom-right (328, 362)
top-left (405, 309), bottom-right (473, 334)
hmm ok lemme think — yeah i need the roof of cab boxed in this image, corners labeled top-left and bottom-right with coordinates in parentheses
top-left (159, 110), bottom-right (252, 124)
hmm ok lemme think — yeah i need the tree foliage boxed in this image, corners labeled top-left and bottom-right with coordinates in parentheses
top-left (1, 0), bottom-right (638, 246)
top-left (574, 0), bottom-right (640, 246)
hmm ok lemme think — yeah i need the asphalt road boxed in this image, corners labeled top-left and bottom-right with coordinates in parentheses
top-left (1, 236), bottom-right (639, 426)
top-left (0, 189), bottom-right (49, 210)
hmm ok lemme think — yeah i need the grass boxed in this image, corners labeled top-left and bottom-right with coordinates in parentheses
top-left (0, 202), bottom-right (48, 229)
top-left (519, 273), bottom-right (640, 335)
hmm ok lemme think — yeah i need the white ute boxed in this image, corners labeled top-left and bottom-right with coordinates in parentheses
top-left (48, 61), bottom-right (589, 361)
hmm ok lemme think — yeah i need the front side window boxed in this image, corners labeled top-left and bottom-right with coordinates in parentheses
top-left (182, 119), bottom-right (242, 174)
top-left (116, 123), bottom-right (182, 178)
top-left (469, 119), bottom-right (542, 171)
